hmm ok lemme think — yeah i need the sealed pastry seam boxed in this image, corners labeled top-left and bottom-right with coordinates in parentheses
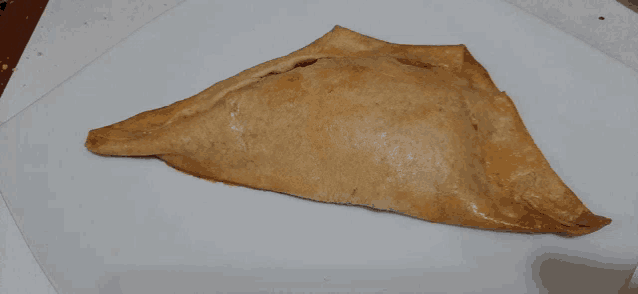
top-left (85, 25), bottom-right (611, 236)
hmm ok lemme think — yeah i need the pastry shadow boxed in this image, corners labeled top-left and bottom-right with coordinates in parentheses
top-left (529, 251), bottom-right (637, 294)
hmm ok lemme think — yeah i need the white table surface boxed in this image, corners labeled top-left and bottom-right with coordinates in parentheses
top-left (1, 1), bottom-right (638, 293)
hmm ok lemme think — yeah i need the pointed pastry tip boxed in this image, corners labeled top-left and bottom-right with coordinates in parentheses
top-left (85, 126), bottom-right (163, 157)
top-left (85, 129), bottom-right (105, 152)
top-left (84, 128), bottom-right (121, 156)
top-left (559, 212), bottom-right (612, 237)
top-left (574, 212), bottom-right (612, 227)
top-left (573, 211), bottom-right (612, 231)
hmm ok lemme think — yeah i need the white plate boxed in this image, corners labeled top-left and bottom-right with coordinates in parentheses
top-left (1, 0), bottom-right (637, 293)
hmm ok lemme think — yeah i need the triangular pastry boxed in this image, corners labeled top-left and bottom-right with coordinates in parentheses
top-left (85, 25), bottom-right (611, 236)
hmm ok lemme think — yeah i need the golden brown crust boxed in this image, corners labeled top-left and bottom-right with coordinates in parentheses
top-left (85, 25), bottom-right (611, 236)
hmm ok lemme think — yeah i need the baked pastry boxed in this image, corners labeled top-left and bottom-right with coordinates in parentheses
top-left (85, 25), bottom-right (611, 236)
